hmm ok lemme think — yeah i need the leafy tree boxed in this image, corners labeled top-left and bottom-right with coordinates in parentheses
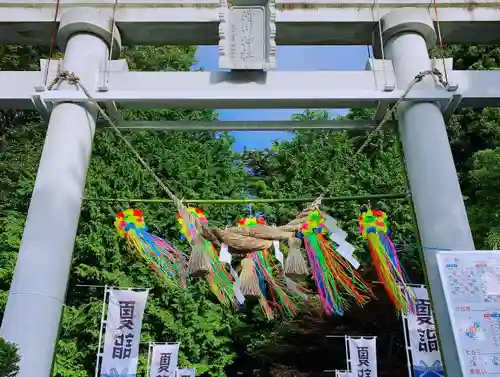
top-left (237, 108), bottom-right (422, 376)
top-left (0, 45), bottom-right (264, 377)
top-left (442, 45), bottom-right (500, 249)
top-left (1, 39), bottom-right (499, 377)
top-left (0, 337), bottom-right (20, 377)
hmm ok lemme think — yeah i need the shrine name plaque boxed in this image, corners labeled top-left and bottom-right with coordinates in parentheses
top-left (229, 6), bottom-right (266, 65)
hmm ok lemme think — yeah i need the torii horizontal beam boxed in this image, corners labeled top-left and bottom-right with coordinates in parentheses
top-left (14, 68), bottom-right (500, 113)
top-left (0, 0), bottom-right (499, 46)
top-left (96, 119), bottom-right (387, 131)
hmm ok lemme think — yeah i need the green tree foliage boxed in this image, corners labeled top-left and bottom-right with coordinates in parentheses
top-left (443, 45), bottom-right (500, 249)
top-left (237, 108), bottom-right (422, 376)
top-left (0, 45), bottom-right (271, 377)
top-left (0, 337), bottom-right (20, 377)
top-left (242, 108), bottom-right (419, 271)
top-left (1, 40), bottom-right (499, 377)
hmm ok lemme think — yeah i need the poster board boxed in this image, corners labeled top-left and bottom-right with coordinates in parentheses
top-left (437, 251), bottom-right (500, 376)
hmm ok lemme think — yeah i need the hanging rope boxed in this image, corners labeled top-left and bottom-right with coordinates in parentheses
top-left (306, 0), bottom-right (451, 208)
top-left (309, 2), bottom-right (451, 210)
top-left (315, 2), bottom-right (450, 208)
top-left (43, 66), bottom-right (452, 254)
top-left (432, 0), bottom-right (449, 85)
top-left (43, 0), bottom-right (61, 86)
top-left (372, 0), bottom-right (389, 90)
top-left (102, 0), bottom-right (120, 88)
top-left (353, 68), bottom-right (448, 156)
top-left (47, 72), bottom-right (185, 213)
top-left (82, 193), bottom-right (409, 205)
top-left (309, 68), bottom-right (449, 206)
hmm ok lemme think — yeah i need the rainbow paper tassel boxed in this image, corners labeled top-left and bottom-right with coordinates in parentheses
top-left (206, 240), bottom-right (235, 307)
top-left (115, 209), bottom-right (187, 287)
top-left (252, 250), bottom-right (305, 319)
top-left (359, 208), bottom-right (416, 313)
top-left (299, 210), bottom-right (373, 315)
top-left (236, 216), bottom-right (307, 319)
top-left (177, 208), bottom-right (235, 306)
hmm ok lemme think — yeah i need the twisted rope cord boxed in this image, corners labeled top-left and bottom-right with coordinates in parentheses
top-left (47, 68), bottom-right (449, 218)
top-left (47, 72), bottom-right (185, 213)
top-left (432, 0), bottom-right (449, 85)
top-left (310, 68), bottom-right (450, 207)
top-left (43, 0), bottom-right (61, 86)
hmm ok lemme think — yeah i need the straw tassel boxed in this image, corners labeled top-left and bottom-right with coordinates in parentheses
top-left (284, 236), bottom-right (309, 279)
top-left (187, 233), bottom-right (211, 277)
top-left (177, 207), bottom-right (212, 277)
top-left (239, 254), bottom-right (261, 298)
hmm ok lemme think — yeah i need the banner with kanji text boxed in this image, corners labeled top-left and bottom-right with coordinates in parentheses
top-left (100, 289), bottom-right (148, 377)
top-left (346, 337), bottom-right (377, 377)
top-left (149, 343), bottom-right (180, 377)
top-left (403, 286), bottom-right (444, 377)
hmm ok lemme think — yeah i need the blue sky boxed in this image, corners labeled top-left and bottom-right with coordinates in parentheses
top-left (193, 46), bottom-right (368, 151)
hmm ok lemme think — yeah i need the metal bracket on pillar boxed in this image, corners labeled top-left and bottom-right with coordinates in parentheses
top-left (104, 101), bottom-right (122, 124)
top-left (35, 59), bottom-right (63, 92)
top-left (98, 59), bottom-right (129, 93)
top-left (367, 57), bottom-right (461, 122)
top-left (96, 60), bottom-right (129, 124)
top-left (32, 58), bottom-right (61, 122)
top-left (441, 92), bottom-right (462, 122)
top-left (31, 93), bottom-right (52, 124)
top-left (430, 58), bottom-right (461, 121)
top-left (32, 59), bottom-right (129, 124)
top-left (218, 0), bottom-right (276, 70)
top-left (431, 57), bottom-right (459, 92)
top-left (366, 58), bottom-right (396, 122)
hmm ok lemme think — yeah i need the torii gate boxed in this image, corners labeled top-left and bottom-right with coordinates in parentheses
top-left (1, 1), bottom-right (499, 377)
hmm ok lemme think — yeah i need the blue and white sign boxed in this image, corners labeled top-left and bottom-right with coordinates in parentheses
top-left (403, 286), bottom-right (444, 377)
top-left (437, 251), bottom-right (500, 377)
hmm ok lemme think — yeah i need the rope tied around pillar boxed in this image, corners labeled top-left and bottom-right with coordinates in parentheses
top-left (47, 70), bottom-right (80, 89)
top-left (352, 68), bottom-right (449, 157)
top-left (414, 68), bottom-right (448, 88)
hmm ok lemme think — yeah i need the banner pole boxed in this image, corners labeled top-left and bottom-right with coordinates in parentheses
top-left (94, 285), bottom-right (109, 377)
top-left (344, 336), bottom-right (351, 373)
top-left (146, 342), bottom-right (153, 377)
top-left (401, 311), bottom-right (414, 377)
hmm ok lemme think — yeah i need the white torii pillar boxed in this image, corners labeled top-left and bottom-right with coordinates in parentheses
top-left (375, 9), bottom-right (474, 377)
top-left (0, 8), bottom-right (121, 377)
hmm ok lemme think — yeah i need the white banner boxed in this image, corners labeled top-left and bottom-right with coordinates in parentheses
top-left (176, 368), bottom-right (195, 377)
top-left (100, 289), bottom-right (149, 377)
top-left (347, 337), bottom-right (377, 377)
top-left (150, 343), bottom-right (180, 377)
top-left (403, 286), bottom-right (444, 377)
